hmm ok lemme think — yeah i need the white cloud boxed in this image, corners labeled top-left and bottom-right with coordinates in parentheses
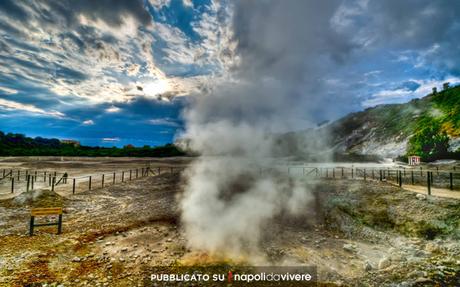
top-left (102, 137), bottom-right (120, 142)
top-left (148, 0), bottom-right (171, 9)
top-left (0, 1), bottom-right (185, 106)
top-left (182, 0), bottom-right (193, 8)
top-left (0, 98), bottom-right (64, 117)
top-left (106, 105), bottom-right (121, 113)
top-left (363, 77), bottom-right (460, 107)
top-left (148, 118), bottom-right (179, 127)
top-left (82, 119), bottom-right (94, 125)
top-left (0, 86), bottom-right (18, 94)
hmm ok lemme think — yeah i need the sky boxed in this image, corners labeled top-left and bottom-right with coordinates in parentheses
top-left (0, 0), bottom-right (459, 147)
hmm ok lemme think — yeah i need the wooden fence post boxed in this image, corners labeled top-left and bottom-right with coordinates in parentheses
top-left (136, 169), bottom-right (138, 178)
top-left (427, 171), bottom-right (431, 195)
top-left (11, 178), bottom-right (14, 193)
top-left (57, 214), bottom-right (63, 234)
top-left (29, 216), bottom-right (35, 236)
top-left (411, 171), bottom-right (414, 185)
top-left (72, 178), bottom-right (76, 194)
top-left (122, 171), bottom-right (124, 182)
top-left (26, 175), bottom-right (30, 192)
top-left (51, 177), bottom-right (55, 192)
top-left (44, 171), bottom-right (47, 182)
top-left (31, 175), bottom-right (34, 190)
top-left (364, 169), bottom-right (366, 181)
top-left (449, 173), bottom-right (453, 190)
top-left (102, 174), bottom-right (105, 188)
top-left (398, 170), bottom-right (402, 187)
top-left (351, 168), bottom-right (354, 179)
top-left (89, 176), bottom-right (92, 190)
top-left (129, 170), bottom-right (132, 180)
top-left (113, 172), bottom-right (116, 184)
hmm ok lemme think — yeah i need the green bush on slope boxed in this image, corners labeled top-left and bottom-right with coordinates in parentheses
top-left (406, 85), bottom-right (460, 161)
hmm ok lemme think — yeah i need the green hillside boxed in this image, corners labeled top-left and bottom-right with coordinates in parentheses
top-left (328, 84), bottom-right (460, 161)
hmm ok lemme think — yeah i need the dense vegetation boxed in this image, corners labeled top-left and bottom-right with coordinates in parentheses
top-left (0, 131), bottom-right (186, 157)
top-left (405, 85), bottom-right (460, 161)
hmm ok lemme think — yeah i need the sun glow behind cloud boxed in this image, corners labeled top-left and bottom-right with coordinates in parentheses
top-left (0, 0), bottom-right (460, 146)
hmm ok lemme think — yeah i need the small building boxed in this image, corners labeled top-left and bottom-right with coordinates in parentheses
top-left (408, 155), bottom-right (421, 166)
top-left (60, 139), bottom-right (80, 147)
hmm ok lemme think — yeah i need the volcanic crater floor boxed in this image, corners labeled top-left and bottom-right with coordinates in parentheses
top-left (0, 173), bottom-right (459, 287)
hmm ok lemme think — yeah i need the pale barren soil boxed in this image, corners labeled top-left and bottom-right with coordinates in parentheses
top-left (0, 158), bottom-right (459, 286)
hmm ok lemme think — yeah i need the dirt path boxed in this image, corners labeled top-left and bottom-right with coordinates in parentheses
top-left (399, 184), bottom-right (460, 199)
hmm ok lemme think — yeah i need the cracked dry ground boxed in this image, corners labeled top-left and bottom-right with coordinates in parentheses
top-left (0, 174), bottom-right (459, 286)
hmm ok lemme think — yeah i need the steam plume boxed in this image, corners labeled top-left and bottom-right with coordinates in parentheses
top-left (179, 0), bottom-right (347, 260)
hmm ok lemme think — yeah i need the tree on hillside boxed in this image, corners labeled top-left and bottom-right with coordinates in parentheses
top-left (407, 117), bottom-right (450, 161)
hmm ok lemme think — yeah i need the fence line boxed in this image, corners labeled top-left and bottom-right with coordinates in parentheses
top-left (1, 166), bottom-right (185, 195)
top-left (2, 165), bottom-right (457, 197)
top-left (286, 166), bottom-right (459, 195)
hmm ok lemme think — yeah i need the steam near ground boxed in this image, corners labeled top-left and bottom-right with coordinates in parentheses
top-left (180, 157), bottom-right (313, 261)
top-left (178, 1), bottom-right (339, 261)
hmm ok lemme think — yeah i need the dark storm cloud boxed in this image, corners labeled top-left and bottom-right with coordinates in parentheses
top-left (1, 0), bottom-right (459, 147)
top-left (227, 0), bottom-right (460, 121)
top-left (0, 0), bottom-right (163, 106)
top-left (368, 1), bottom-right (460, 48)
top-left (183, 0), bottom-right (460, 153)
top-left (189, 0), bottom-right (358, 128)
top-left (336, 0), bottom-right (460, 76)
top-left (233, 0), bottom-right (353, 77)
top-left (0, 0), bottom-right (28, 21)
top-left (0, 0), bottom-right (151, 35)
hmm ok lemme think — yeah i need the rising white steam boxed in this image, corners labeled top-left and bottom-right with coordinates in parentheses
top-left (179, 0), bottom-right (348, 260)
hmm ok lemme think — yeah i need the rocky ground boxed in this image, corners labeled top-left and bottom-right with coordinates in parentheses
top-left (0, 171), bottom-right (459, 286)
